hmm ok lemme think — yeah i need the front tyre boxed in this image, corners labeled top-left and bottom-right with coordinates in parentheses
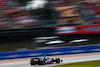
top-left (56, 58), bottom-right (60, 63)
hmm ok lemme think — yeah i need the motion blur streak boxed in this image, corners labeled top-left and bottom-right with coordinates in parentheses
top-left (0, 53), bottom-right (100, 65)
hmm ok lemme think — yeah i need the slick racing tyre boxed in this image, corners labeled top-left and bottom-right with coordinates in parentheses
top-left (30, 59), bottom-right (35, 65)
top-left (56, 58), bottom-right (60, 63)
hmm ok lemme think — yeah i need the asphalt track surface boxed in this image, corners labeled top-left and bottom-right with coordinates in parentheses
top-left (0, 52), bottom-right (100, 67)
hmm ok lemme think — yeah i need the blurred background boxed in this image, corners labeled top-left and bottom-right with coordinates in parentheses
top-left (0, 0), bottom-right (100, 52)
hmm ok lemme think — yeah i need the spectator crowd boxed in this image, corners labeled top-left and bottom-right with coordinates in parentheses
top-left (0, 0), bottom-right (100, 28)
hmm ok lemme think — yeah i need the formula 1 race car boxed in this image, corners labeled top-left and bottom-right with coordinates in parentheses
top-left (30, 57), bottom-right (63, 65)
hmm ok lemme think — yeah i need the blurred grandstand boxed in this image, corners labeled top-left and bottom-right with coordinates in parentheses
top-left (0, 0), bottom-right (100, 28)
top-left (0, 0), bottom-right (100, 51)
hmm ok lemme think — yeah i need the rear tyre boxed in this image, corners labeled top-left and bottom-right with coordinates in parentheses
top-left (30, 59), bottom-right (35, 65)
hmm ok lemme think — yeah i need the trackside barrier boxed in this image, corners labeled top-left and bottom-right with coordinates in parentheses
top-left (0, 44), bottom-right (100, 60)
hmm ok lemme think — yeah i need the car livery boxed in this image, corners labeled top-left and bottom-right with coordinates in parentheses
top-left (30, 57), bottom-right (63, 65)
